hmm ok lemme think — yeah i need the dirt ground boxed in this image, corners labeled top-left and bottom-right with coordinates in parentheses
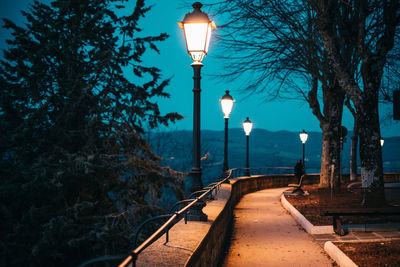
top-left (284, 183), bottom-right (400, 226)
top-left (336, 240), bottom-right (400, 266)
top-left (284, 183), bottom-right (400, 267)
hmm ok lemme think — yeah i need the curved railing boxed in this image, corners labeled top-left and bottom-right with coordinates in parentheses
top-left (117, 169), bottom-right (233, 267)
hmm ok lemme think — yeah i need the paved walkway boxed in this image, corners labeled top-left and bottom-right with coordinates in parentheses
top-left (222, 187), bottom-right (334, 267)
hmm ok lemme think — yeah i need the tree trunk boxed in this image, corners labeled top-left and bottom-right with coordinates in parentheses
top-left (317, 26), bottom-right (384, 190)
top-left (345, 98), bottom-right (359, 182)
top-left (320, 125), bottom-right (342, 188)
top-left (318, 85), bottom-right (344, 188)
top-left (357, 97), bottom-right (384, 188)
top-left (349, 120), bottom-right (358, 181)
top-left (356, 56), bottom-right (384, 189)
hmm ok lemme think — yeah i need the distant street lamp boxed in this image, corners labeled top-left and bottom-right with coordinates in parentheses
top-left (179, 2), bottom-right (216, 194)
top-left (380, 138), bottom-right (384, 147)
top-left (220, 90), bottom-right (234, 174)
top-left (243, 117), bottom-right (253, 176)
top-left (299, 129), bottom-right (308, 170)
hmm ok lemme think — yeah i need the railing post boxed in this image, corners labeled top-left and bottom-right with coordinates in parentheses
top-left (130, 253), bottom-right (137, 267)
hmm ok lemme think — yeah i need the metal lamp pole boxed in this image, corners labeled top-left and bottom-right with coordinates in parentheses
top-left (224, 117), bottom-right (228, 172)
top-left (243, 117), bottom-right (253, 177)
top-left (178, 2), bottom-right (216, 194)
top-left (220, 90), bottom-right (234, 175)
top-left (190, 62), bottom-right (203, 192)
top-left (178, 2), bottom-right (216, 221)
top-left (246, 134), bottom-right (250, 176)
top-left (299, 129), bottom-right (308, 172)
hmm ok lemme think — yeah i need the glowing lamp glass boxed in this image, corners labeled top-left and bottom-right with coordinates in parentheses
top-left (243, 118), bottom-right (253, 136)
top-left (221, 99), bottom-right (233, 118)
top-left (183, 23), bottom-right (212, 62)
top-left (178, 2), bottom-right (216, 63)
top-left (220, 91), bottom-right (234, 118)
top-left (299, 130), bottom-right (308, 144)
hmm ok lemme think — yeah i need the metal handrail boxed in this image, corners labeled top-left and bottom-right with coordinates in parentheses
top-left (169, 199), bottom-right (196, 214)
top-left (118, 169), bottom-right (234, 267)
top-left (133, 214), bottom-right (174, 248)
top-left (204, 182), bottom-right (222, 197)
top-left (188, 189), bottom-right (210, 199)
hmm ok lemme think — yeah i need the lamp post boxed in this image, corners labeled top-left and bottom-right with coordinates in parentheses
top-left (179, 2), bottom-right (216, 194)
top-left (299, 129), bottom-right (308, 170)
top-left (243, 117), bottom-right (253, 176)
top-left (220, 90), bottom-right (234, 174)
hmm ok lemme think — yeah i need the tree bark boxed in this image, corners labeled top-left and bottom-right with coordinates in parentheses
top-left (357, 81), bottom-right (384, 188)
top-left (309, 78), bottom-right (344, 188)
top-left (320, 86), bottom-right (344, 188)
top-left (350, 125), bottom-right (358, 182)
top-left (320, 125), bottom-right (342, 188)
top-left (316, 10), bottom-right (386, 189)
top-left (345, 98), bottom-right (359, 182)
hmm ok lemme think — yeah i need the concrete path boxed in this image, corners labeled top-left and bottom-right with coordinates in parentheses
top-left (222, 187), bottom-right (334, 267)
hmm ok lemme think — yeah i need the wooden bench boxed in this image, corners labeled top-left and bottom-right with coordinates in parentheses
top-left (319, 185), bottom-right (400, 235)
top-left (322, 207), bottom-right (400, 236)
top-left (288, 174), bottom-right (305, 194)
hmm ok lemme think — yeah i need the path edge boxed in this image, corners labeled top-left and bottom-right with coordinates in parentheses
top-left (324, 241), bottom-right (358, 267)
top-left (280, 194), bottom-right (334, 234)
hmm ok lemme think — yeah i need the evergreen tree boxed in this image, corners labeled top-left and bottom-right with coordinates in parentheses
top-left (0, 0), bottom-right (183, 265)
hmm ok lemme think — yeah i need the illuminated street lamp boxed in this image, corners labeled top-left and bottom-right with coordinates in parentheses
top-left (220, 90), bottom-right (234, 174)
top-left (179, 2), bottom-right (216, 194)
top-left (299, 129), bottom-right (308, 170)
top-left (178, 2), bottom-right (216, 63)
top-left (380, 138), bottom-right (384, 147)
top-left (243, 117), bottom-right (253, 176)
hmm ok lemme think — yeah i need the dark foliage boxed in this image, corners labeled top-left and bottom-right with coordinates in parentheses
top-left (0, 0), bottom-right (183, 266)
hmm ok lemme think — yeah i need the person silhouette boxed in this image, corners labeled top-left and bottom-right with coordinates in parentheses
top-left (294, 159), bottom-right (304, 183)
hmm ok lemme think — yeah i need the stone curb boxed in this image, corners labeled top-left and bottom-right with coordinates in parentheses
top-left (280, 194), bottom-right (334, 234)
top-left (280, 194), bottom-right (356, 267)
top-left (325, 239), bottom-right (400, 267)
top-left (324, 241), bottom-right (358, 267)
top-left (280, 193), bottom-right (400, 233)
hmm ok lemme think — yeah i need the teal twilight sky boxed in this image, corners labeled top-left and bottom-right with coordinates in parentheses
top-left (1, 0), bottom-right (399, 137)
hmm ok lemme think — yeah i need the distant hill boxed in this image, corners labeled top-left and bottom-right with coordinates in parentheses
top-left (148, 129), bottom-right (400, 185)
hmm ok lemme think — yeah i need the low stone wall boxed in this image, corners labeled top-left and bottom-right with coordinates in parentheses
top-left (185, 173), bottom-right (319, 267)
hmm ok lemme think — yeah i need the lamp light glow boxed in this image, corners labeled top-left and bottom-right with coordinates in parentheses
top-left (299, 129), bottom-right (308, 144)
top-left (220, 90), bottom-right (234, 118)
top-left (243, 117), bottom-right (253, 136)
top-left (178, 2), bottom-right (216, 63)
